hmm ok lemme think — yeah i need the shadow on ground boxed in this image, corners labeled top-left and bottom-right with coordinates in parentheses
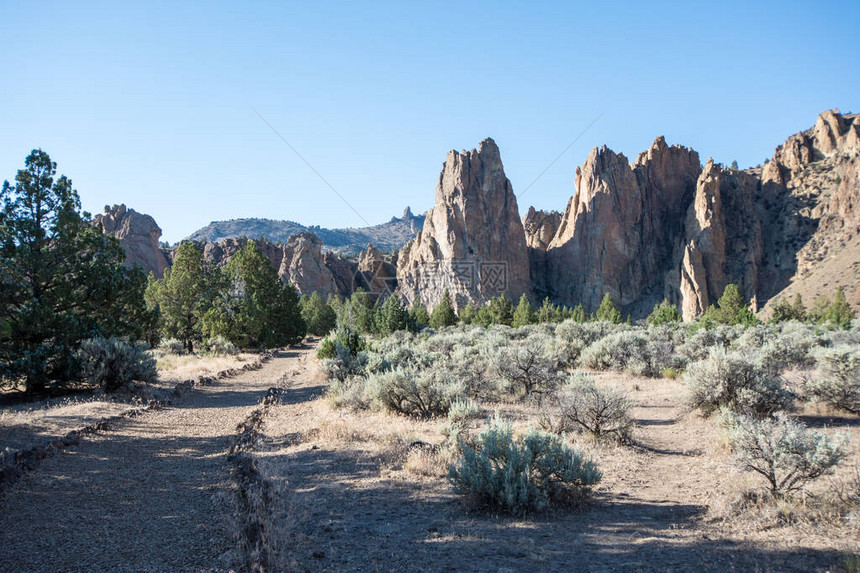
top-left (272, 444), bottom-right (845, 573)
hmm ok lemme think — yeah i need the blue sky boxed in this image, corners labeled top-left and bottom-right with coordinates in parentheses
top-left (2, 1), bottom-right (858, 243)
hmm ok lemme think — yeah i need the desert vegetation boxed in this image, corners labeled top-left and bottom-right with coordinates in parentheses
top-left (305, 282), bottom-right (860, 570)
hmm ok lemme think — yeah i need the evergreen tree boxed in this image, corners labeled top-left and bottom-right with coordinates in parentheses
top-left (769, 297), bottom-right (801, 323)
top-left (201, 242), bottom-right (305, 348)
top-left (460, 300), bottom-right (477, 325)
top-left (375, 295), bottom-right (409, 335)
top-left (808, 294), bottom-right (832, 324)
top-left (703, 283), bottom-right (758, 326)
top-left (570, 303), bottom-right (586, 323)
top-left (487, 293), bottom-right (514, 326)
top-left (536, 297), bottom-right (559, 323)
top-left (791, 293), bottom-right (807, 322)
top-left (595, 292), bottom-right (622, 324)
top-left (338, 288), bottom-right (376, 334)
top-left (1, 150), bottom-right (148, 392)
top-left (429, 290), bottom-right (457, 329)
top-left (512, 294), bottom-right (535, 327)
top-left (473, 306), bottom-right (494, 327)
top-left (715, 284), bottom-right (746, 324)
top-left (300, 291), bottom-right (337, 336)
top-left (824, 286), bottom-right (855, 329)
top-left (146, 241), bottom-right (213, 352)
top-left (409, 299), bottom-right (430, 327)
top-left (647, 299), bottom-right (681, 326)
top-left (730, 160), bottom-right (739, 171)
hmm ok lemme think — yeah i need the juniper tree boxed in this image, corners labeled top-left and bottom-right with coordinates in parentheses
top-left (409, 299), bottom-right (430, 327)
top-left (595, 293), bottom-right (622, 324)
top-left (301, 291), bottom-right (337, 336)
top-left (0, 150), bottom-right (148, 392)
top-left (145, 241), bottom-right (214, 353)
top-left (429, 290), bottom-right (457, 329)
top-left (203, 242), bottom-right (305, 348)
top-left (512, 294), bottom-right (535, 327)
top-left (487, 293), bottom-right (514, 326)
top-left (647, 299), bottom-right (681, 326)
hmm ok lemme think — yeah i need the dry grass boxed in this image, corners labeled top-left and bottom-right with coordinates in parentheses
top-left (154, 351), bottom-right (257, 384)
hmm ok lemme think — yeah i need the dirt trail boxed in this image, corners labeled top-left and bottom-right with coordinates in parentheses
top-left (0, 346), bottom-right (315, 573)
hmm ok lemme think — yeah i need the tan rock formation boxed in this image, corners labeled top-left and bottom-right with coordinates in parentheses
top-left (95, 204), bottom-right (170, 278)
top-left (396, 138), bottom-right (531, 309)
top-left (523, 207), bottom-right (562, 301)
top-left (202, 233), bottom-right (353, 298)
top-left (356, 244), bottom-right (398, 298)
top-left (676, 160), bottom-right (728, 320)
top-left (545, 137), bottom-right (701, 314)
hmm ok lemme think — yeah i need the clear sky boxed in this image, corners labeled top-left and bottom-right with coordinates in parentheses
top-left (2, 1), bottom-right (858, 243)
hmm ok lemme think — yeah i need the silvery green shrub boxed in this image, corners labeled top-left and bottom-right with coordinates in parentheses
top-left (722, 409), bottom-right (848, 496)
top-left (579, 330), bottom-right (670, 377)
top-left (805, 346), bottom-right (860, 414)
top-left (160, 337), bottom-right (186, 355)
top-left (372, 367), bottom-right (466, 418)
top-left (326, 375), bottom-right (374, 410)
top-left (541, 372), bottom-right (633, 442)
top-left (684, 351), bottom-right (792, 417)
top-left (451, 345), bottom-right (501, 400)
top-left (448, 418), bottom-right (601, 514)
top-left (494, 334), bottom-right (561, 396)
top-left (205, 335), bottom-right (239, 356)
top-left (321, 342), bottom-right (367, 382)
top-left (447, 397), bottom-right (482, 424)
top-left (678, 325), bottom-right (739, 363)
top-left (78, 337), bottom-right (157, 392)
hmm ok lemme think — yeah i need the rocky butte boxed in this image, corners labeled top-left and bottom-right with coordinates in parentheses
top-left (94, 204), bottom-right (170, 278)
top-left (396, 137), bottom-right (531, 310)
top-left (101, 110), bottom-right (858, 319)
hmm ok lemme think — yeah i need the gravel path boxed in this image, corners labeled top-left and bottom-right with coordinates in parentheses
top-left (0, 347), bottom-right (311, 573)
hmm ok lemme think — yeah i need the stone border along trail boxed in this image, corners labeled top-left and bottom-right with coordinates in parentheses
top-left (0, 344), bottom-right (314, 573)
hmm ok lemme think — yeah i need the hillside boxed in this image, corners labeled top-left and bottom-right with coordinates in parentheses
top-left (186, 207), bottom-right (425, 256)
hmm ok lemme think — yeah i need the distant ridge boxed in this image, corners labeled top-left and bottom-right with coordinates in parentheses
top-left (186, 207), bottom-right (425, 256)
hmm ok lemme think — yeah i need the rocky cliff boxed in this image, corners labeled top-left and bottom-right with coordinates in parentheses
top-left (94, 204), bottom-right (170, 278)
top-left (201, 233), bottom-right (364, 298)
top-left (531, 109), bottom-right (860, 318)
top-left (396, 138), bottom-right (531, 309)
top-left (104, 110), bottom-right (859, 318)
top-left (543, 137), bottom-right (701, 315)
top-left (523, 207), bottom-right (562, 301)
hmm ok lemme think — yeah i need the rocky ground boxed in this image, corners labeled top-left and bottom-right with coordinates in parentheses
top-left (1, 343), bottom-right (857, 572)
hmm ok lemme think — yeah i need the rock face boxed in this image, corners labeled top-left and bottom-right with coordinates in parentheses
top-left (756, 110), bottom-right (860, 314)
top-left (523, 207), bottom-right (562, 301)
top-left (545, 137), bottom-right (701, 315)
top-left (356, 244), bottom-right (398, 298)
top-left (95, 204), bottom-right (170, 278)
top-left (279, 234), bottom-right (339, 296)
top-left (396, 138), bottom-right (531, 309)
top-left (538, 109), bottom-right (859, 318)
top-left (202, 233), bottom-right (358, 298)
